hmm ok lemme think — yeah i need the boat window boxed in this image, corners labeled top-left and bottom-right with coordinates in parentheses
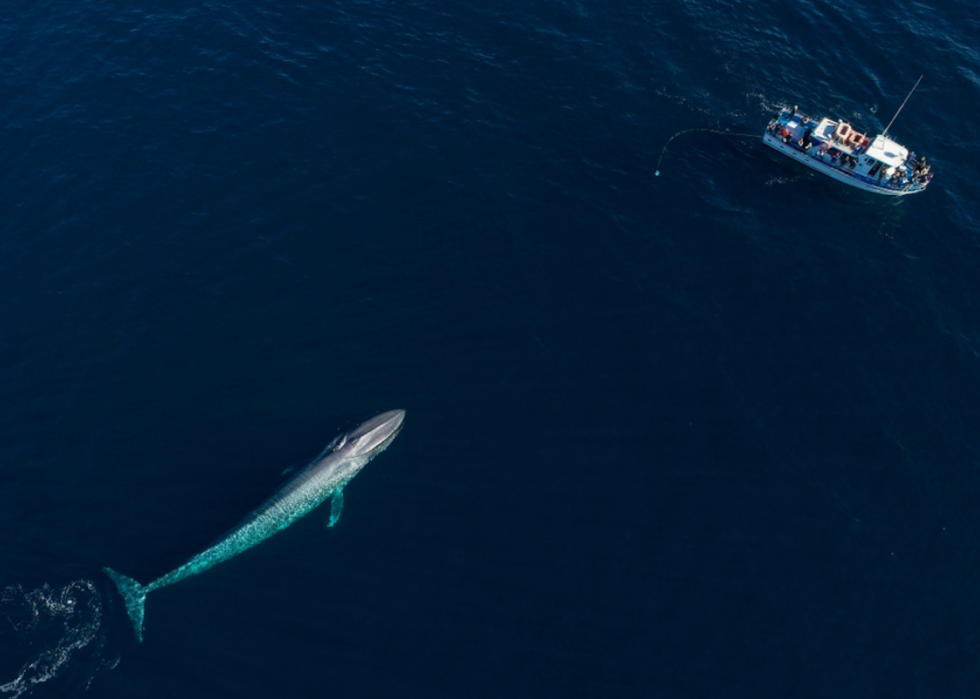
top-left (868, 160), bottom-right (883, 176)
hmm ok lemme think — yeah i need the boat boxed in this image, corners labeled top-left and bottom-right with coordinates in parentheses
top-left (762, 79), bottom-right (934, 196)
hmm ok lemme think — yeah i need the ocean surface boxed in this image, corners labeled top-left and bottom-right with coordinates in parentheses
top-left (2, 0), bottom-right (979, 696)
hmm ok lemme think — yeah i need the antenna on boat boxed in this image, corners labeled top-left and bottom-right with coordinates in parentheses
top-left (882, 75), bottom-right (923, 137)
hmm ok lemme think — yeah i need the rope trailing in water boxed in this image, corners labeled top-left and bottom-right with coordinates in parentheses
top-left (654, 129), bottom-right (760, 177)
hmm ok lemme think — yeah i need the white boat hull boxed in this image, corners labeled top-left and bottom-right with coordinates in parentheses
top-left (762, 132), bottom-right (923, 196)
top-left (762, 104), bottom-right (934, 196)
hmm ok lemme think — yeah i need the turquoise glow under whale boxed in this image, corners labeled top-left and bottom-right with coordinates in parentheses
top-left (104, 409), bottom-right (405, 642)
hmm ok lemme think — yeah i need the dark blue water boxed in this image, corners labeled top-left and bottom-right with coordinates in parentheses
top-left (2, 0), bottom-right (979, 696)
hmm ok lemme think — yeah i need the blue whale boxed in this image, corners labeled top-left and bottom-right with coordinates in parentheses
top-left (105, 409), bottom-right (405, 642)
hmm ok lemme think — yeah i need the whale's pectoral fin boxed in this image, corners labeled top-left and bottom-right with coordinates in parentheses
top-left (328, 488), bottom-right (344, 527)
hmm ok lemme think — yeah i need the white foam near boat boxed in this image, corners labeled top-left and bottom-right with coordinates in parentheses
top-left (762, 78), bottom-right (934, 196)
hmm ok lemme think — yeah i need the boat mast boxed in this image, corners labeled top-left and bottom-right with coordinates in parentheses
top-left (882, 75), bottom-right (923, 137)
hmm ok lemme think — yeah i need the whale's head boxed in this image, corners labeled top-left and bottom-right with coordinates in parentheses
top-left (341, 409), bottom-right (406, 458)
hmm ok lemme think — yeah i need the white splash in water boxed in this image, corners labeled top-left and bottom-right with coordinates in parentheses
top-left (0, 580), bottom-right (110, 698)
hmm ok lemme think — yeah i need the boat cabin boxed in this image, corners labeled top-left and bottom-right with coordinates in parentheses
top-left (861, 134), bottom-right (909, 179)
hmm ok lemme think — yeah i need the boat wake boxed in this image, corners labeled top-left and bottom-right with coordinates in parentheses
top-left (0, 580), bottom-right (118, 698)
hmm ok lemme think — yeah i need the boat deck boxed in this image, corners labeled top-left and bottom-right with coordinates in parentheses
top-left (764, 108), bottom-right (930, 195)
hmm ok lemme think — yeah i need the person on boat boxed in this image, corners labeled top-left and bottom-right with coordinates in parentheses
top-left (911, 157), bottom-right (929, 181)
top-left (799, 122), bottom-right (814, 150)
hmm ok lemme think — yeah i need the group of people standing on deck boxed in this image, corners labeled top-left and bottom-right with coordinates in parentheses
top-left (884, 153), bottom-right (934, 190)
top-left (907, 153), bottom-right (933, 185)
top-left (822, 146), bottom-right (858, 170)
top-left (765, 110), bottom-right (864, 167)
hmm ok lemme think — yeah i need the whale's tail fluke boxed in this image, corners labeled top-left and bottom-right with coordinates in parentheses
top-left (104, 568), bottom-right (148, 643)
